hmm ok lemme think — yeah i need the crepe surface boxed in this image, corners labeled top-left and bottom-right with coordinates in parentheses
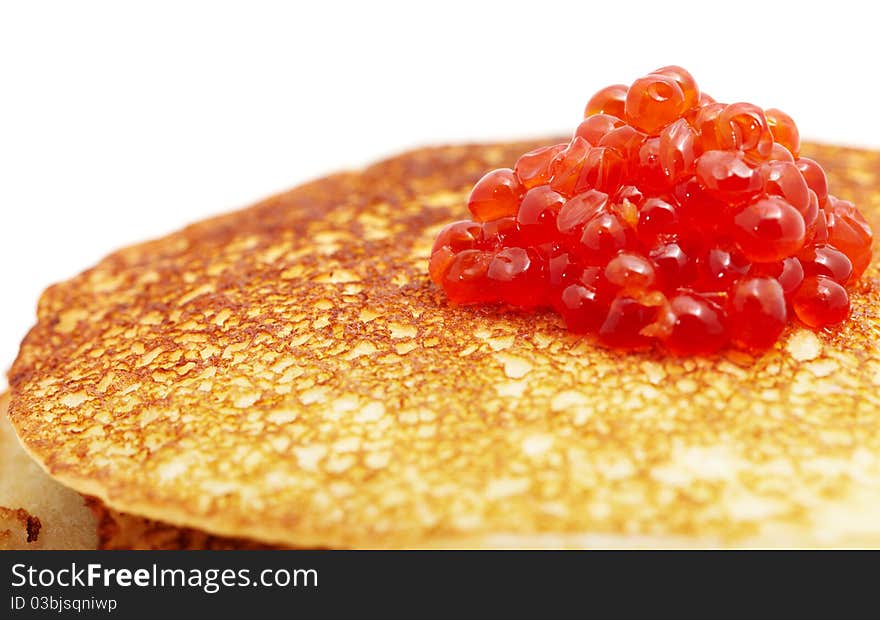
top-left (7, 141), bottom-right (880, 548)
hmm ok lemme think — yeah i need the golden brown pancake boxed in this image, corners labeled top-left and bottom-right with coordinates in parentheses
top-left (6, 141), bottom-right (880, 548)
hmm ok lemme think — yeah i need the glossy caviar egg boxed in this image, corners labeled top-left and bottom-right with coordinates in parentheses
top-left (697, 247), bottom-right (752, 290)
top-left (651, 66), bottom-right (700, 111)
top-left (575, 114), bottom-right (623, 145)
top-left (824, 196), bottom-right (873, 280)
top-left (693, 102), bottom-right (726, 151)
top-left (598, 295), bottom-right (659, 349)
top-left (441, 249), bottom-right (495, 305)
top-left (578, 212), bottom-right (631, 262)
top-left (649, 242), bottom-right (696, 291)
top-left (732, 195), bottom-right (806, 262)
top-left (517, 186), bottom-right (566, 245)
top-left (801, 190), bottom-right (821, 238)
top-left (672, 176), bottom-right (729, 234)
top-left (604, 252), bottom-right (655, 289)
top-left (431, 219), bottom-right (481, 255)
top-left (716, 103), bottom-right (773, 161)
top-left (792, 275), bottom-right (850, 327)
top-left (659, 118), bottom-right (700, 183)
top-left (556, 282), bottom-right (606, 333)
top-left (545, 248), bottom-right (572, 288)
top-left (549, 137), bottom-right (591, 196)
top-left (637, 197), bottom-right (679, 245)
top-left (811, 210), bottom-right (830, 245)
top-left (798, 244), bottom-right (853, 284)
top-left (614, 184), bottom-right (644, 208)
top-left (632, 137), bottom-right (667, 192)
top-left (467, 168), bottom-right (523, 222)
top-left (664, 294), bottom-right (727, 355)
top-left (751, 256), bottom-right (805, 298)
top-left (762, 160), bottom-right (810, 214)
top-left (599, 125), bottom-right (647, 167)
top-left (769, 143), bottom-right (796, 162)
top-left (547, 249), bottom-right (588, 294)
top-left (556, 189), bottom-right (609, 240)
top-left (777, 256), bottom-right (806, 296)
top-left (429, 66), bottom-right (872, 354)
top-left (572, 146), bottom-right (626, 195)
top-left (514, 144), bottom-right (566, 190)
top-left (695, 150), bottom-right (763, 203)
top-left (728, 277), bottom-right (787, 350)
top-left (625, 74), bottom-right (687, 135)
top-left (479, 216), bottom-right (522, 250)
top-left (765, 108), bottom-right (800, 157)
top-left (796, 157), bottom-right (829, 206)
top-left (429, 220), bottom-right (482, 285)
top-left (585, 84), bottom-right (628, 119)
top-left (487, 247), bottom-right (547, 307)
top-left (610, 196), bottom-right (640, 230)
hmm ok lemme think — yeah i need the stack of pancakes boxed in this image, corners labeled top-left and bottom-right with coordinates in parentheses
top-left (2, 141), bottom-right (879, 549)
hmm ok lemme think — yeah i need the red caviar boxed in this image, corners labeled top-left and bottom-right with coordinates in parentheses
top-left (429, 67), bottom-right (874, 354)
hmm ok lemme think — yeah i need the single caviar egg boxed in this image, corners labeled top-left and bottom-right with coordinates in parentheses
top-left (728, 277), bottom-right (787, 351)
top-left (792, 275), bottom-right (850, 328)
top-left (799, 244), bottom-right (853, 284)
top-left (695, 150), bottom-right (763, 202)
top-left (585, 84), bottom-right (628, 119)
top-left (515, 144), bottom-right (565, 190)
top-left (659, 118), bottom-right (700, 183)
top-left (429, 67), bottom-right (874, 355)
top-left (598, 295), bottom-right (659, 350)
top-left (625, 73), bottom-right (688, 135)
top-left (765, 108), bottom-right (801, 157)
top-left (557, 282), bottom-right (606, 334)
top-left (467, 168), bottom-right (523, 222)
top-left (517, 186), bottom-right (566, 245)
top-left (732, 195), bottom-right (806, 263)
top-left (716, 102), bottom-right (773, 161)
top-left (664, 294), bottom-right (728, 356)
top-left (605, 252), bottom-right (655, 290)
top-left (575, 114), bottom-right (623, 145)
top-left (652, 66), bottom-right (700, 112)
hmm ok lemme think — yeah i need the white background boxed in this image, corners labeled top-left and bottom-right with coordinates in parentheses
top-left (1, 0), bottom-right (878, 388)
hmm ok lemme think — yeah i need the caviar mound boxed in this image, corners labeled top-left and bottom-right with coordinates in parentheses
top-left (429, 67), bottom-right (874, 354)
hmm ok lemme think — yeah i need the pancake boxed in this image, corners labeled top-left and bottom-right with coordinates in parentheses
top-left (0, 393), bottom-right (97, 549)
top-left (6, 141), bottom-right (880, 549)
